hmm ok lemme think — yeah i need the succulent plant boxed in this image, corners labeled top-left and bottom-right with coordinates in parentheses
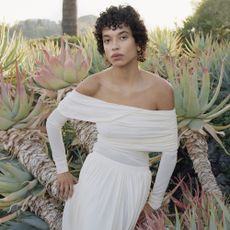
top-left (167, 58), bottom-right (230, 154)
top-left (0, 66), bottom-right (45, 131)
top-left (33, 38), bottom-right (92, 90)
top-left (0, 151), bottom-right (44, 212)
top-left (80, 30), bottom-right (109, 74)
top-left (144, 27), bottom-right (182, 76)
top-left (0, 24), bottom-right (25, 75)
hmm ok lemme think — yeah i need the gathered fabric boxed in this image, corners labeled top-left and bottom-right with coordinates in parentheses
top-left (46, 90), bottom-right (179, 230)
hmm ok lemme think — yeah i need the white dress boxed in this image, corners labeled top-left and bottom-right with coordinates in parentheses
top-left (46, 90), bottom-right (178, 230)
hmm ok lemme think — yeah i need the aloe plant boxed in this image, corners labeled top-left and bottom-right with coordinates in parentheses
top-left (144, 27), bottom-right (182, 76)
top-left (184, 32), bottom-right (215, 59)
top-left (168, 58), bottom-right (229, 147)
top-left (80, 30), bottom-right (109, 74)
top-left (0, 66), bottom-right (46, 131)
top-left (166, 56), bottom-right (229, 195)
top-left (0, 151), bottom-right (44, 214)
top-left (0, 24), bottom-right (25, 74)
top-left (22, 38), bottom-right (61, 76)
top-left (208, 41), bottom-right (230, 101)
top-left (0, 210), bottom-right (49, 230)
top-left (146, 29), bottom-right (229, 195)
top-left (33, 38), bottom-right (91, 90)
top-left (171, 178), bottom-right (230, 229)
top-left (135, 177), bottom-right (230, 229)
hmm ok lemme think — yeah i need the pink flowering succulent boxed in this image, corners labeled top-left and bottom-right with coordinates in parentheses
top-left (33, 38), bottom-right (91, 90)
top-left (0, 66), bottom-right (44, 130)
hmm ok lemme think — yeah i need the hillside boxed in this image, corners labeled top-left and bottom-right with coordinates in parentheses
top-left (78, 15), bottom-right (97, 34)
top-left (8, 15), bottom-right (97, 39)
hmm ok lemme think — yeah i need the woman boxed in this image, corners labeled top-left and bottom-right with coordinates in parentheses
top-left (46, 5), bottom-right (178, 230)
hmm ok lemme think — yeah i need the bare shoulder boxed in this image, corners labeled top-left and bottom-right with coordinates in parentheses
top-left (154, 73), bottom-right (175, 110)
top-left (144, 72), bottom-right (175, 110)
top-left (75, 72), bottom-right (102, 97)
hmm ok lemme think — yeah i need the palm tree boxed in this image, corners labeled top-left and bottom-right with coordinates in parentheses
top-left (62, 0), bottom-right (77, 36)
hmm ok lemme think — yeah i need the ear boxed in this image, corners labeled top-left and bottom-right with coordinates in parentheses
top-left (137, 46), bottom-right (141, 52)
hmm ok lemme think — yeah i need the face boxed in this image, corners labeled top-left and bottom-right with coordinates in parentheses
top-left (102, 25), bottom-right (138, 67)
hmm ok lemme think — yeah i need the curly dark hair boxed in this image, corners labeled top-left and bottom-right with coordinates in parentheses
top-left (94, 5), bottom-right (148, 62)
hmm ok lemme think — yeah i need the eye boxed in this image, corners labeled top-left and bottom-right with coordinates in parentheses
top-left (103, 39), bottom-right (110, 44)
top-left (120, 35), bottom-right (128, 40)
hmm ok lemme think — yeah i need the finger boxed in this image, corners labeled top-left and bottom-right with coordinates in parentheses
top-left (137, 217), bottom-right (145, 225)
top-left (63, 184), bottom-right (70, 200)
top-left (59, 182), bottom-right (65, 198)
top-left (67, 183), bottom-right (74, 199)
top-left (73, 177), bottom-right (78, 184)
top-left (138, 212), bottom-right (145, 223)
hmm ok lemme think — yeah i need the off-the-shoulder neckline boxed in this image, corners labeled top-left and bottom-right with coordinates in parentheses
top-left (72, 90), bottom-right (176, 114)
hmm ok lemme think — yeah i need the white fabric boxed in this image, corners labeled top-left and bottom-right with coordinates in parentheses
top-left (62, 152), bottom-right (152, 230)
top-left (46, 90), bottom-right (178, 229)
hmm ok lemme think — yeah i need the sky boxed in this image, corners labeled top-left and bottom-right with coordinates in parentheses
top-left (0, 0), bottom-right (197, 30)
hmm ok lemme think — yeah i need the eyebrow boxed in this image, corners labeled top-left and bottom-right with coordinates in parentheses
top-left (102, 30), bottom-right (130, 38)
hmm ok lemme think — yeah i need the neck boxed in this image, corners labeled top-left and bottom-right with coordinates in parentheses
top-left (110, 63), bottom-right (142, 87)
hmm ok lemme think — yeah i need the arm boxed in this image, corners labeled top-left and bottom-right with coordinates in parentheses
top-left (46, 75), bottom-right (99, 174)
top-left (148, 76), bottom-right (177, 209)
top-left (46, 109), bottom-right (69, 174)
top-left (147, 150), bottom-right (177, 209)
top-left (46, 109), bottom-right (77, 200)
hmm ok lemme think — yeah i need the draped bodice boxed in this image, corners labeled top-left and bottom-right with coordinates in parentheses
top-left (57, 90), bottom-right (178, 166)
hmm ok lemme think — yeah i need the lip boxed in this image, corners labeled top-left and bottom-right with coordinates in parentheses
top-left (111, 53), bottom-right (123, 59)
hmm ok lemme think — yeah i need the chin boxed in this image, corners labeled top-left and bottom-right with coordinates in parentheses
top-left (112, 63), bottom-right (126, 68)
top-left (111, 61), bottom-right (127, 67)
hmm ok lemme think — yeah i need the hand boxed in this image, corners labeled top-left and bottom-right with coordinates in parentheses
top-left (57, 171), bottom-right (77, 201)
top-left (137, 202), bottom-right (154, 224)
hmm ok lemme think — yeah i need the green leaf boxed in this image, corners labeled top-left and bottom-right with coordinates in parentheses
top-left (203, 123), bottom-right (229, 155)
top-left (188, 119), bottom-right (204, 131)
top-left (198, 94), bottom-right (230, 119)
top-left (186, 73), bottom-right (200, 117)
top-left (191, 207), bottom-right (197, 230)
top-left (209, 208), bottom-right (217, 230)
top-left (199, 69), bottom-right (210, 110)
top-left (178, 119), bottom-right (192, 129)
top-left (214, 194), bottom-right (230, 223)
top-left (205, 104), bottom-right (230, 121)
top-left (175, 207), bottom-right (181, 230)
top-left (203, 59), bottom-right (225, 112)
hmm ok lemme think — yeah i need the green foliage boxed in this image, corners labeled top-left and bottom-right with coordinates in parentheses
top-left (135, 177), bottom-right (230, 229)
top-left (0, 24), bottom-right (25, 75)
top-left (145, 29), bottom-right (230, 155)
top-left (23, 35), bottom-right (81, 75)
top-left (53, 121), bottom-right (85, 179)
top-left (7, 15), bottom-right (96, 40)
top-left (142, 27), bottom-right (182, 76)
top-left (171, 178), bottom-right (230, 229)
top-left (0, 210), bottom-right (49, 230)
top-left (79, 30), bottom-right (109, 74)
top-left (10, 19), bottom-right (61, 39)
top-left (28, 35), bottom-right (80, 47)
top-left (181, 0), bottom-right (230, 41)
top-left (0, 150), bottom-right (44, 213)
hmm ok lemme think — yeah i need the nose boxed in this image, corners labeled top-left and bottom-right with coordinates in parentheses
top-left (111, 40), bottom-right (119, 50)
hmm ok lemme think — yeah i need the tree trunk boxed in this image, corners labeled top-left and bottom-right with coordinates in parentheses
top-left (70, 119), bottom-right (97, 153)
top-left (0, 129), bottom-right (60, 198)
top-left (0, 121), bottom-right (97, 229)
top-left (182, 128), bottom-right (222, 196)
top-left (22, 191), bottom-right (63, 230)
top-left (62, 0), bottom-right (77, 36)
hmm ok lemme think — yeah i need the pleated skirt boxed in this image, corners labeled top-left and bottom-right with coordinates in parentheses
top-left (62, 152), bottom-right (152, 230)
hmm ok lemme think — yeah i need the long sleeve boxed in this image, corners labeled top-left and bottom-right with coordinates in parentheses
top-left (46, 108), bottom-right (69, 174)
top-left (147, 149), bottom-right (177, 210)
